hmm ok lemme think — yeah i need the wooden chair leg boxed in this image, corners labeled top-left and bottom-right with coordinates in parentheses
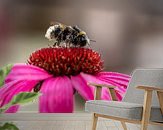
top-left (157, 91), bottom-right (163, 114)
top-left (121, 121), bottom-right (127, 130)
top-left (141, 90), bottom-right (153, 130)
top-left (92, 113), bottom-right (98, 130)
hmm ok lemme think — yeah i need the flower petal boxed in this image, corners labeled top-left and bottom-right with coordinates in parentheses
top-left (97, 72), bottom-right (130, 78)
top-left (80, 72), bottom-right (130, 101)
top-left (97, 77), bottom-right (126, 93)
top-left (96, 72), bottom-right (130, 92)
top-left (79, 72), bottom-right (112, 100)
top-left (71, 75), bottom-right (94, 100)
top-left (0, 80), bottom-right (38, 113)
top-left (5, 105), bottom-right (19, 113)
top-left (5, 64), bottom-right (52, 83)
top-left (96, 72), bottom-right (131, 100)
top-left (97, 72), bottom-right (131, 88)
top-left (39, 77), bottom-right (74, 113)
top-left (0, 80), bottom-right (19, 100)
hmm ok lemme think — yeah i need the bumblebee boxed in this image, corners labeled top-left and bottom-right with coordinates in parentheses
top-left (72, 26), bottom-right (90, 47)
top-left (45, 23), bottom-right (91, 48)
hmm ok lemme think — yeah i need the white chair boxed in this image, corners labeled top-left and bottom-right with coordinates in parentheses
top-left (85, 69), bottom-right (163, 130)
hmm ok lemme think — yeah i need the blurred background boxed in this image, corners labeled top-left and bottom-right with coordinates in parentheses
top-left (1, 0), bottom-right (163, 112)
top-left (1, 0), bottom-right (163, 72)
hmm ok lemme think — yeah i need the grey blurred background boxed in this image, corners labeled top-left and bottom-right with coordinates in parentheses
top-left (1, 0), bottom-right (163, 112)
top-left (1, 0), bottom-right (163, 73)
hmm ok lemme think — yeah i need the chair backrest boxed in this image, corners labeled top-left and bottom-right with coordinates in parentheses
top-left (123, 68), bottom-right (163, 106)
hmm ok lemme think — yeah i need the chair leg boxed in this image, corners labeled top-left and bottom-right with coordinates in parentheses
top-left (141, 122), bottom-right (149, 130)
top-left (141, 90), bottom-right (153, 130)
top-left (121, 121), bottom-right (127, 130)
top-left (92, 113), bottom-right (98, 130)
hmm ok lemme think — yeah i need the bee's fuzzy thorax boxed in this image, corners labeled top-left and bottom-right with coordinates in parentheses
top-left (28, 47), bottom-right (103, 76)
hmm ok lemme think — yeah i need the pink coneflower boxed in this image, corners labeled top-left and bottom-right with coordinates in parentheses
top-left (0, 47), bottom-right (130, 113)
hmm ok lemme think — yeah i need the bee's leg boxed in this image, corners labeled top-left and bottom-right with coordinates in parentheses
top-left (48, 44), bottom-right (52, 48)
top-left (65, 42), bottom-right (67, 48)
top-left (61, 42), bottom-right (65, 48)
top-left (68, 42), bottom-right (70, 47)
top-left (68, 42), bottom-right (71, 48)
top-left (57, 41), bottom-right (61, 48)
top-left (53, 42), bottom-right (58, 47)
top-left (88, 43), bottom-right (91, 48)
top-left (67, 36), bottom-right (72, 48)
top-left (65, 40), bottom-right (69, 48)
top-left (63, 41), bottom-right (67, 48)
top-left (53, 42), bottom-right (56, 47)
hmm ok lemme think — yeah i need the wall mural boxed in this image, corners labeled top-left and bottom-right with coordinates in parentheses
top-left (0, 23), bottom-right (131, 113)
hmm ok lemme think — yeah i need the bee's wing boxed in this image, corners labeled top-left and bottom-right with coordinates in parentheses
top-left (55, 22), bottom-right (68, 28)
top-left (50, 21), bottom-right (68, 28)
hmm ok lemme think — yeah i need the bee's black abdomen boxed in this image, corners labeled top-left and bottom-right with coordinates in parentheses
top-left (80, 39), bottom-right (87, 47)
top-left (73, 35), bottom-right (87, 47)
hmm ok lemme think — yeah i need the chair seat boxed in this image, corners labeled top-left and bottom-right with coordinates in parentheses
top-left (85, 100), bottom-right (163, 123)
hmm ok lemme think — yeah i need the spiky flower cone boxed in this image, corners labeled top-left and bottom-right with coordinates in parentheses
top-left (28, 47), bottom-right (103, 76)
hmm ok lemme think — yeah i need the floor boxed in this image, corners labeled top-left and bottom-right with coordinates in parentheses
top-left (1, 113), bottom-right (162, 130)
top-left (0, 113), bottom-right (141, 130)
top-left (1, 120), bottom-right (141, 130)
